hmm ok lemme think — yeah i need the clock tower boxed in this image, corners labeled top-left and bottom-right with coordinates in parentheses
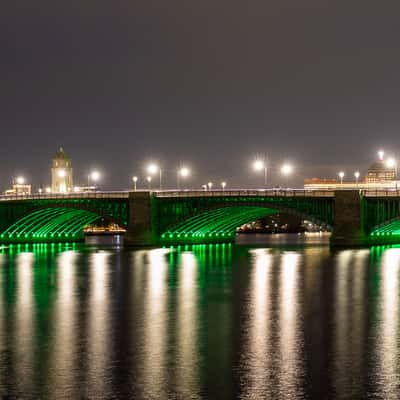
top-left (51, 147), bottom-right (73, 193)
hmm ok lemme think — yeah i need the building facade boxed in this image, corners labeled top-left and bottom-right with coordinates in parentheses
top-left (304, 156), bottom-right (398, 190)
top-left (365, 160), bottom-right (396, 183)
top-left (4, 183), bottom-right (32, 196)
top-left (51, 147), bottom-right (73, 193)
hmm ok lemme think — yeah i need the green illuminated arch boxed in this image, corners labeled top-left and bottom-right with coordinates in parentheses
top-left (371, 218), bottom-right (400, 237)
top-left (160, 206), bottom-right (279, 243)
top-left (0, 207), bottom-right (102, 243)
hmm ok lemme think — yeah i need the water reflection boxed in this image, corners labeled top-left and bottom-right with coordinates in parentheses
top-left (51, 251), bottom-right (79, 399)
top-left (333, 250), bottom-right (369, 398)
top-left (376, 248), bottom-right (400, 398)
top-left (240, 250), bottom-right (305, 399)
top-left (14, 252), bottom-right (35, 395)
top-left (0, 253), bottom-right (6, 392)
top-left (142, 249), bottom-right (169, 399)
top-left (86, 251), bottom-right (112, 398)
top-left (279, 252), bottom-right (304, 398)
top-left (176, 252), bottom-right (200, 398)
top-left (3, 240), bottom-right (400, 398)
top-left (240, 249), bottom-right (274, 399)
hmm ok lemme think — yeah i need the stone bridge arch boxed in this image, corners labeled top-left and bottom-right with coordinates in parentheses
top-left (150, 193), bottom-right (334, 244)
top-left (0, 198), bottom-right (128, 243)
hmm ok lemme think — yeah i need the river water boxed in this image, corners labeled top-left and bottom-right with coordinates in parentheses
top-left (0, 234), bottom-right (399, 399)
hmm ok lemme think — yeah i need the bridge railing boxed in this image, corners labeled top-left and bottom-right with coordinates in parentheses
top-left (363, 190), bottom-right (400, 197)
top-left (0, 189), bottom-right (339, 202)
top-left (153, 189), bottom-right (335, 198)
top-left (0, 191), bottom-right (130, 202)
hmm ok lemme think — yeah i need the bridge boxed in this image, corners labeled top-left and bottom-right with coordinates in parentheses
top-left (0, 189), bottom-right (400, 247)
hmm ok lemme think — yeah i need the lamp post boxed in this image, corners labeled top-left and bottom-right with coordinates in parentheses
top-left (15, 176), bottom-right (25, 185)
top-left (339, 171), bottom-right (345, 185)
top-left (385, 157), bottom-right (397, 189)
top-left (202, 184), bottom-right (207, 191)
top-left (88, 171), bottom-right (100, 190)
top-left (386, 157), bottom-right (397, 176)
top-left (207, 182), bottom-right (213, 191)
top-left (177, 167), bottom-right (190, 190)
top-left (147, 164), bottom-right (162, 190)
top-left (146, 176), bottom-right (152, 190)
top-left (253, 159), bottom-right (267, 187)
top-left (221, 181), bottom-right (226, 191)
top-left (132, 176), bottom-right (138, 191)
top-left (354, 171), bottom-right (360, 187)
top-left (281, 164), bottom-right (293, 189)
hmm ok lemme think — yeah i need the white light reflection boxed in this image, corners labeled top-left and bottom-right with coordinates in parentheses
top-left (177, 252), bottom-right (200, 398)
top-left (142, 248), bottom-right (170, 399)
top-left (15, 252), bottom-right (35, 394)
top-left (241, 249), bottom-right (273, 399)
top-left (0, 255), bottom-right (5, 381)
top-left (52, 251), bottom-right (79, 398)
top-left (87, 251), bottom-right (112, 398)
top-left (334, 249), bottom-right (352, 394)
top-left (279, 252), bottom-right (304, 398)
top-left (376, 248), bottom-right (400, 398)
top-left (333, 250), bottom-right (369, 397)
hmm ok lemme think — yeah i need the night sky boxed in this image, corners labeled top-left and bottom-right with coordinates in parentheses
top-left (2, 1), bottom-right (400, 190)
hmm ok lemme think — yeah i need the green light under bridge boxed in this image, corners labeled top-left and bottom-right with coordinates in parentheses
top-left (0, 207), bottom-right (102, 243)
top-left (371, 220), bottom-right (400, 237)
top-left (160, 206), bottom-right (278, 244)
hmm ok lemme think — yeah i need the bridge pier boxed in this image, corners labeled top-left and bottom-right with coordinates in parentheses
top-left (330, 190), bottom-right (367, 247)
top-left (124, 192), bottom-right (157, 247)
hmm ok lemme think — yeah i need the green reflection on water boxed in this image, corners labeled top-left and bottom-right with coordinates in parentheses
top-left (2, 240), bottom-right (400, 399)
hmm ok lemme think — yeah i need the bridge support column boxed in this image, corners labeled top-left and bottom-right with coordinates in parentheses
top-left (331, 190), bottom-right (367, 247)
top-left (124, 192), bottom-right (157, 247)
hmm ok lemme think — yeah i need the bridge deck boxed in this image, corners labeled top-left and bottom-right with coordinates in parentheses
top-left (153, 189), bottom-right (335, 198)
top-left (0, 189), bottom-right (399, 202)
top-left (362, 190), bottom-right (400, 197)
top-left (0, 191), bottom-right (130, 202)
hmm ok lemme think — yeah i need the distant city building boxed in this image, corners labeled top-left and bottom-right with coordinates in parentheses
top-left (304, 156), bottom-right (398, 190)
top-left (51, 147), bottom-right (73, 193)
top-left (365, 159), bottom-right (396, 183)
top-left (303, 179), bottom-right (398, 190)
top-left (4, 183), bottom-right (32, 196)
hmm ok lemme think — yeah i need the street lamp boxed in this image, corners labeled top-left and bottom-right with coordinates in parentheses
top-left (253, 159), bottom-right (267, 186)
top-left (15, 176), bottom-right (25, 185)
top-left (386, 157), bottom-right (396, 168)
top-left (354, 171), bottom-right (360, 187)
top-left (88, 170), bottom-right (100, 189)
top-left (147, 163), bottom-right (162, 190)
top-left (221, 181), bottom-right (227, 191)
top-left (281, 164), bottom-right (293, 188)
top-left (386, 157), bottom-right (398, 187)
top-left (146, 176), bottom-right (152, 190)
top-left (338, 171), bottom-right (345, 185)
top-left (207, 182), bottom-right (213, 191)
top-left (132, 176), bottom-right (138, 191)
top-left (202, 184), bottom-right (207, 191)
top-left (177, 167), bottom-right (190, 190)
